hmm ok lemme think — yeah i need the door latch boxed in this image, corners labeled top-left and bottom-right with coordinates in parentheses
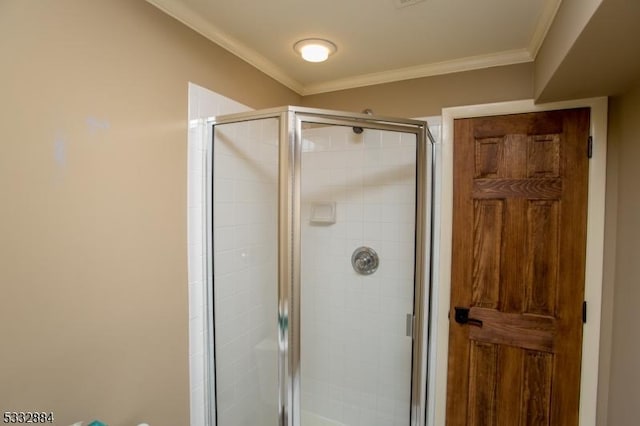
top-left (454, 307), bottom-right (483, 327)
top-left (406, 314), bottom-right (414, 338)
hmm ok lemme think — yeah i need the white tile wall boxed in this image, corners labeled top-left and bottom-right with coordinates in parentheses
top-left (300, 125), bottom-right (417, 426)
top-left (187, 83), bottom-right (251, 426)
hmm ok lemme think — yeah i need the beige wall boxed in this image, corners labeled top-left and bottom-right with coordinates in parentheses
top-left (0, 1), bottom-right (298, 425)
top-left (533, 0), bottom-right (603, 99)
top-left (536, 0), bottom-right (640, 103)
top-left (301, 62), bottom-right (534, 118)
top-left (602, 81), bottom-right (640, 426)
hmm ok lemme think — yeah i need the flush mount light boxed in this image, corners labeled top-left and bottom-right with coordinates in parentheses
top-left (293, 38), bottom-right (337, 63)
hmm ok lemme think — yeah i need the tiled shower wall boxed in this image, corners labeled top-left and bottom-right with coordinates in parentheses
top-left (300, 125), bottom-right (418, 426)
top-left (187, 83), bottom-right (251, 426)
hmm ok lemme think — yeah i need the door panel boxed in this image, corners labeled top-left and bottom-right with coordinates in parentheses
top-left (299, 124), bottom-right (418, 425)
top-left (446, 109), bottom-right (590, 426)
top-left (212, 118), bottom-right (280, 426)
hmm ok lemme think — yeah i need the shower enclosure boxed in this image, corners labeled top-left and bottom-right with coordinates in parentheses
top-left (206, 106), bottom-right (433, 426)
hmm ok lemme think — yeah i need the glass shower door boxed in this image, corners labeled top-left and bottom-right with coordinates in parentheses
top-left (211, 117), bottom-right (280, 426)
top-left (299, 122), bottom-right (419, 426)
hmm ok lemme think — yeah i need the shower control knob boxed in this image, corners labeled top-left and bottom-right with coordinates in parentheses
top-left (351, 247), bottom-right (379, 275)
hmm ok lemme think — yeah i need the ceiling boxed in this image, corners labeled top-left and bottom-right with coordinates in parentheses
top-left (147, 0), bottom-right (562, 95)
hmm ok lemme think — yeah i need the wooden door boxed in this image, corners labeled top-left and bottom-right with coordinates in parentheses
top-left (446, 108), bottom-right (590, 425)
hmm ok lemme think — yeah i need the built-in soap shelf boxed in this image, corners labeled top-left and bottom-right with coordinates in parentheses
top-left (309, 202), bottom-right (336, 225)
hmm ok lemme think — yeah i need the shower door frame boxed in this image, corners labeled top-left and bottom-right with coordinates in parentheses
top-left (207, 106), bottom-right (434, 426)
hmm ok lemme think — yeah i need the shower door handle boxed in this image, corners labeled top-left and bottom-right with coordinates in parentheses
top-left (406, 314), bottom-right (414, 338)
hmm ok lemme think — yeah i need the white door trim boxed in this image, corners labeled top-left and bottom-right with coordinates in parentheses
top-left (428, 97), bottom-right (608, 426)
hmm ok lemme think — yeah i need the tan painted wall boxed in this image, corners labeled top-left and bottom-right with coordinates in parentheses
top-left (534, 0), bottom-right (603, 99)
top-left (603, 81), bottom-right (640, 426)
top-left (535, 0), bottom-right (640, 103)
top-left (0, 1), bottom-right (299, 425)
top-left (301, 63), bottom-right (534, 118)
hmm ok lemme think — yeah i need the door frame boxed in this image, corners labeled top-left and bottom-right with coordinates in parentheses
top-left (428, 97), bottom-right (608, 426)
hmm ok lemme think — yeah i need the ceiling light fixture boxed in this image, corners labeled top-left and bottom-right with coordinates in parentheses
top-left (293, 39), bottom-right (337, 63)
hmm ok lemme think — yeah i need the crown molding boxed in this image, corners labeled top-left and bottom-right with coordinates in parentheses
top-left (529, 0), bottom-right (563, 59)
top-left (300, 49), bottom-right (533, 95)
top-left (147, 0), bottom-right (542, 97)
top-left (146, 0), bottom-right (305, 94)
